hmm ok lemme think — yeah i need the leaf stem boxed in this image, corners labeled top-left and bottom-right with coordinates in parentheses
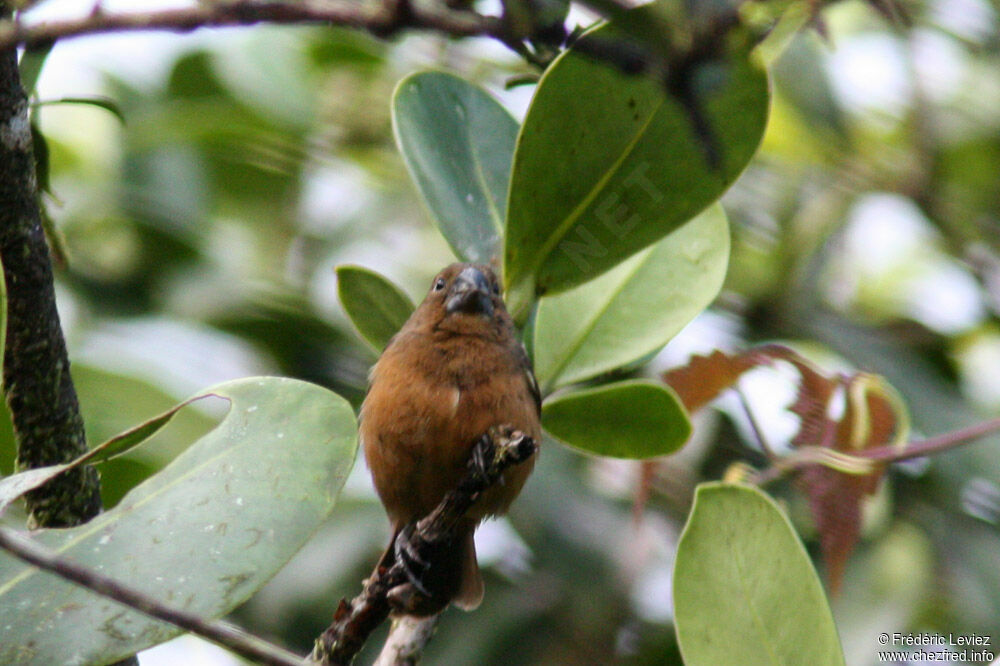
top-left (863, 416), bottom-right (1000, 463)
top-left (736, 385), bottom-right (776, 462)
top-left (751, 417), bottom-right (1000, 485)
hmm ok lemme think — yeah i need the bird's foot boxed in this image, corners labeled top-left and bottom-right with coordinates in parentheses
top-left (393, 524), bottom-right (432, 597)
top-left (471, 426), bottom-right (529, 479)
top-left (388, 524), bottom-right (454, 616)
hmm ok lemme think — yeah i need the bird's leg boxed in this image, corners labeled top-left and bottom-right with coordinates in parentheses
top-left (470, 426), bottom-right (527, 484)
top-left (388, 523), bottom-right (461, 616)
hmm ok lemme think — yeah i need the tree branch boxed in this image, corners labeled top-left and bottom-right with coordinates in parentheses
top-left (306, 426), bottom-right (537, 666)
top-left (0, 0), bottom-right (500, 51)
top-left (0, 524), bottom-right (304, 666)
top-left (1, 0), bottom-right (101, 529)
top-left (0, 0), bottom-right (687, 89)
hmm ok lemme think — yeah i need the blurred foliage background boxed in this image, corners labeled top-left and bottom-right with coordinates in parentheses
top-left (3, 0), bottom-right (1000, 663)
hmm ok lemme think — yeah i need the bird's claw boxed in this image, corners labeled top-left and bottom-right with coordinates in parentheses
top-left (471, 426), bottom-right (528, 478)
top-left (469, 434), bottom-right (492, 477)
top-left (393, 524), bottom-right (431, 597)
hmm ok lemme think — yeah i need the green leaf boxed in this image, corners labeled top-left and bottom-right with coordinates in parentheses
top-left (17, 44), bottom-right (53, 97)
top-left (33, 96), bottom-right (126, 125)
top-left (0, 395), bottom-right (203, 515)
top-left (503, 18), bottom-right (768, 318)
top-left (541, 380), bottom-right (690, 458)
top-left (575, 0), bottom-right (676, 57)
top-left (674, 483), bottom-right (846, 666)
top-left (392, 71), bottom-right (519, 263)
top-left (529, 0), bottom-right (570, 35)
top-left (771, 34), bottom-right (848, 143)
top-left (0, 315), bottom-right (7, 481)
top-left (336, 264), bottom-right (415, 351)
top-left (30, 122), bottom-right (50, 195)
top-left (533, 203), bottom-right (729, 392)
top-left (73, 364), bottom-right (221, 507)
top-left (0, 377), bottom-right (358, 665)
top-left (307, 27), bottom-right (386, 69)
top-left (0, 468), bottom-right (65, 517)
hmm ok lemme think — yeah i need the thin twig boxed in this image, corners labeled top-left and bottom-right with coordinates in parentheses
top-left (0, 0), bottom-right (500, 51)
top-left (863, 416), bottom-right (1000, 463)
top-left (0, 0), bottom-right (733, 96)
top-left (736, 385), bottom-right (776, 461)
top-left (306, 426), bottom-right (537, 666)
top-left (751, 417), bottom-right (1000, 486)
top-left (0, 526), bottom-right (303, 666)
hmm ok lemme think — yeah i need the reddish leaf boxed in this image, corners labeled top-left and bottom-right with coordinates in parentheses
top-left (797, 373), bottom-right (904, 595)
top-left (660, 344), bottom-right (907, 595)
top-left (785, 358), bottom-right (840, 450)
top-left (662, 345), bottom-right (788, 412)
top-left (645, 346), bottom-right (790, 521)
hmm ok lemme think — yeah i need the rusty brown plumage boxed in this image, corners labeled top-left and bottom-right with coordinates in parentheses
top-left (360, 263), bottom-right (540, 613)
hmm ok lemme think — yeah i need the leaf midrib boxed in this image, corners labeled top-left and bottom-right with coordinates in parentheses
top-left (522, 95), bottom-right (665, 286)
top-left (541, 250), bottom-right (651, 393)
top-left (463, 104), bottom-right (506, 238)
top-left (0, 389), bottom-right (340, 598)
top-left (727, 516), bottom-right (783, 666)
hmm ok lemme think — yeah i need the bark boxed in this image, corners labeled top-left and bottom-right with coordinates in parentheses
top-left (0, 3), bottom-right (101, 528)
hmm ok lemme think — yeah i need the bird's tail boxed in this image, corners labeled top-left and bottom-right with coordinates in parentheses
top-left (453, 525), bottom-right (484, 611)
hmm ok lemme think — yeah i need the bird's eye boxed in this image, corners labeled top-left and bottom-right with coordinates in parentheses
top-left (492, 282), bottom-right (500, 296)
top-left (433, 277), bottom-right (446, 291)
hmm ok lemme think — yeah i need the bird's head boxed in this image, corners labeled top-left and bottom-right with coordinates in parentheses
top-left (410, 263), bottom-right (512, 337)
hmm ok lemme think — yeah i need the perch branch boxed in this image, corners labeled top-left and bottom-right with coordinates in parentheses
top-left (372, 615), bottom-right (440, 666)
top-left (0, 525), bottom-right (303, 666)
top-left (305, 426), bottom-right (537, 666)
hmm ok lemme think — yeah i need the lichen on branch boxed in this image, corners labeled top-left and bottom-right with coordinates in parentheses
top-left (0, 3), bottom-right (101, 527)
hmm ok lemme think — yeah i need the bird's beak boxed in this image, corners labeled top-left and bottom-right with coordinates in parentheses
top-left (446, 266), bottom-right (494, 317)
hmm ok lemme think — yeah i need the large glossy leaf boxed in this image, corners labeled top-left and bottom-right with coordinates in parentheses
top-left (0, 377), bottom-right (358, 666)
top-left (541, 380), bottom-right (690, 458)
top-left (503, 19), bottom-right (768, 318)
top-left (0, 394), bottom-right (207, 516)
top-left (34, 97), bottom-right (126, 125)
top-left (533, 203), bottom-right (728, 392)
top-left (71, 364), bottom-right (222, 507)
top-left (674, 483), bottom-right (846, 666)
top-left (336, 264), bottom-right (415, 351)
top-left (392, 71), bottom-right (518, 263)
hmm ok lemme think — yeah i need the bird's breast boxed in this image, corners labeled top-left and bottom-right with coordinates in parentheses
top-left (361, 334), bottom-right (539, 522)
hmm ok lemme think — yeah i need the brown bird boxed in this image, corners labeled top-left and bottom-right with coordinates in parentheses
top-left (360, 262), bottom-right (540, 614)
